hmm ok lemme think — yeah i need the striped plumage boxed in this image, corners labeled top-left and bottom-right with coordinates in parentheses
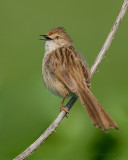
top-left (43, 45), bottom-right (90, 96)
top-left (41, 27), bottom-right (118, 132)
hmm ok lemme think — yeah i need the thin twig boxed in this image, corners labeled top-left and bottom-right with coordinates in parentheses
top-left (91, 0), bottom-right (128, 77)
top-left (13, 1), bottom-right (128, 160)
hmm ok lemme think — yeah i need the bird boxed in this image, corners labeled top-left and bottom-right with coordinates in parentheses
top-left (40, 27), bottom-right (118, 132)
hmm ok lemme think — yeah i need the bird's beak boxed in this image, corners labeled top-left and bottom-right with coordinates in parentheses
top-left (39, 35), bottom-right (52, 40)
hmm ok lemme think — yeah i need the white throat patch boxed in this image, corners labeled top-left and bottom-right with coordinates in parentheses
top-left (45, 41), bottom-right (60, 54)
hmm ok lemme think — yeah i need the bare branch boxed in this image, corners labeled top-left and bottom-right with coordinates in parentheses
top-left (13, 1), bottom-right (128, 160)
top-left (13, 95), bottom-right (78, 160)
top-left (91, 0), bottom-right (128, 77)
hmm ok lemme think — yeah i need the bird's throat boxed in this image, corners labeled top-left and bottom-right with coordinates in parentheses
top-left (45, 41), bottom-right (60, 54)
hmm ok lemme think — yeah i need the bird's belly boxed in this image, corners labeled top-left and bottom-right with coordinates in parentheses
top-left (42, 62), bottom-right (69, 97)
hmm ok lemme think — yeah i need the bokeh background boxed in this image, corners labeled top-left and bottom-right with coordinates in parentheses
top-left (0, 0), bottom-right (128, 160)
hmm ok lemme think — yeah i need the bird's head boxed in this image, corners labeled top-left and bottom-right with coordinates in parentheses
top-left (40, 27), bottom-right (73, 53)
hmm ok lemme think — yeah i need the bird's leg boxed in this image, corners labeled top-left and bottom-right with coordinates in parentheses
top-left (60, 96), bottom-right (69, 113)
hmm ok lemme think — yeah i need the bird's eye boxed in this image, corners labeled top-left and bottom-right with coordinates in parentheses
top-left (55, 36), bottom-right (60, 39)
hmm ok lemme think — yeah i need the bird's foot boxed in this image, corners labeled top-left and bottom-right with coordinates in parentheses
top-left (60, 104), bottom-right (69, 113)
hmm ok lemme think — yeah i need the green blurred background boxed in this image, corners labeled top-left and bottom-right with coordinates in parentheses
top-left (0, 0), bottom-right (128, 160)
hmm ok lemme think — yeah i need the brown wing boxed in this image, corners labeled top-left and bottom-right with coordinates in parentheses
top-left (51, 46), bottom-right (118, 131)
top-left (51, 46), bottom-right (91, 93)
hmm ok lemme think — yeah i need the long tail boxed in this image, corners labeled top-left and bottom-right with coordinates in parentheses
top-left (77, 86), bottom-right (119, 132)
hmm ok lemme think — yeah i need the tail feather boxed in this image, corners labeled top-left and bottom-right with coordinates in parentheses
top-left (77, 86), bottom-right (118, 131)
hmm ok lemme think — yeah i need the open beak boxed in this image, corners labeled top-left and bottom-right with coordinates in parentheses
top-left (39, 35), bottom-right (52, 40)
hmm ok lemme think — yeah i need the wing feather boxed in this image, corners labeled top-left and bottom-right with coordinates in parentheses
top-left (52, 46), bottom-right (90, 92)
